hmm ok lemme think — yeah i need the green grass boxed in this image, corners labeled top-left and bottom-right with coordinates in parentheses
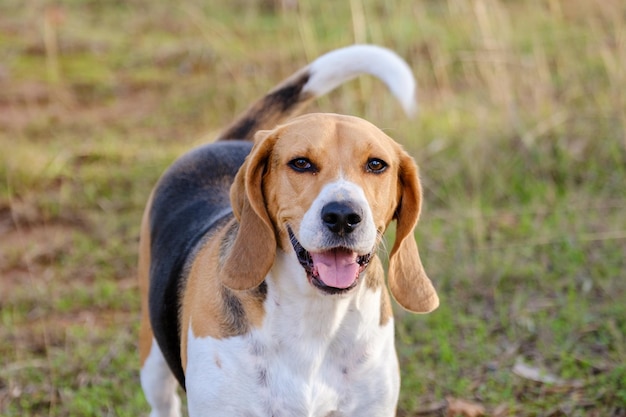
top-left (1, 0), bottom-right (625, 416)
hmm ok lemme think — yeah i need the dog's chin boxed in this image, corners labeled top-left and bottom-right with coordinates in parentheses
top-left (288, 227), bottom-right (373, 295)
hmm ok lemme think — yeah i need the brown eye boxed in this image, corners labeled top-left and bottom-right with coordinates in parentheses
top-left (366, 158), bottom-right (387, 173)
top-left (289, 158), bottom-right (317, 173)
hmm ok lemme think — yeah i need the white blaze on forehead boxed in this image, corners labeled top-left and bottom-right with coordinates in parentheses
top-left (299, 179), bottom-right (377, 254)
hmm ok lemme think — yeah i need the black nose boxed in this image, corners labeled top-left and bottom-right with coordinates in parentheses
top-left (321, 202), bottom-right (362, 235)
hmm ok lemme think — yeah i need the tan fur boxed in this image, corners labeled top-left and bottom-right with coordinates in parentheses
top-left (387, 150), bottom-right (439, 313)
top-left (181, 218), bottom-right (267, 371)
top-left (220, 132), bottom-right (278, 291)
top-left (138, 192), bottom-right (154, 366)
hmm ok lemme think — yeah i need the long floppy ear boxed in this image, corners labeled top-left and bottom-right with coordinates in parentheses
top-left (221, 129), bottom-right (277, 290)
top-left (388, 151), bottom-right (439, 313)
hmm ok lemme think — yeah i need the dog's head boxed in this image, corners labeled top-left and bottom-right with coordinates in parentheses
top-left (221, 113), bottom-right (438, 313)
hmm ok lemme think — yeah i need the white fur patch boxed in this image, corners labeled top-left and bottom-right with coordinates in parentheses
top-left (298, 179), bottom-right (377, 255)
top-left (184, 251), bottom-right (400, 416)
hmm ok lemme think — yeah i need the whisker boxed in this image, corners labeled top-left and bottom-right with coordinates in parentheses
top-left (376, 230), bottom-right (390, 258)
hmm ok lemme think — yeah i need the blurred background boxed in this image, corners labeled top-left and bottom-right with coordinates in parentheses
top-left (0, 0), bottom-right (624, 415)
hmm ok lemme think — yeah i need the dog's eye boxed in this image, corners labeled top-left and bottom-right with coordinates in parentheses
top-left (366, 158), bottom-right (387, 173)
top-left (289, 158), bottom-right (317, 173)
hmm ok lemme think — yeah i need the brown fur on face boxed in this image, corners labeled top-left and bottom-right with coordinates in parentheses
top-left (221, 113), bottom-right (438, 313)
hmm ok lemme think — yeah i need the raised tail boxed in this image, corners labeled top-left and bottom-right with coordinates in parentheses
top-left (216, 44), bottom-right (417, 141)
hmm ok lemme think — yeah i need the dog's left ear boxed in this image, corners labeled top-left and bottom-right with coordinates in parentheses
top-left (221, 129), bottom-right (277, 291)
top-left (388, 151), bottom-right (439, 313)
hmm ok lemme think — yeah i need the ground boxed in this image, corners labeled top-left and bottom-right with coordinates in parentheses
top-left (1, 0), bottom-right (625, 416)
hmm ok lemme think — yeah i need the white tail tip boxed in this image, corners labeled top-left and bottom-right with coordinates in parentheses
top-left (303, 44), bottom-right (418, 117)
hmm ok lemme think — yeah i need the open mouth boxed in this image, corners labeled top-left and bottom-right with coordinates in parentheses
top-left (288, 227), bottom-right (372, 295)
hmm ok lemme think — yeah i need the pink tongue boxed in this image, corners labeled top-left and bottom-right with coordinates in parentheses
top-left (310, 250), bottom-right (359, 289)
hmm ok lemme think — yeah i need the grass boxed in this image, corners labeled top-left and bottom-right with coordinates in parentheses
top-left (1, 0), bottom-right (625, 415)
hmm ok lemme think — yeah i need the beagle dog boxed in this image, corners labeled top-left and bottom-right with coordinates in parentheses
top-left (138, 45), bottom-right (439, 417)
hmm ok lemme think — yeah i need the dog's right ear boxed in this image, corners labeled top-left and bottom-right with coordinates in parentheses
top-left (221, 129), bottom-right (278, 291)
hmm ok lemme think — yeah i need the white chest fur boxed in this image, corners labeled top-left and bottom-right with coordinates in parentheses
top-left (185, 253), bottom-right (400, 417)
